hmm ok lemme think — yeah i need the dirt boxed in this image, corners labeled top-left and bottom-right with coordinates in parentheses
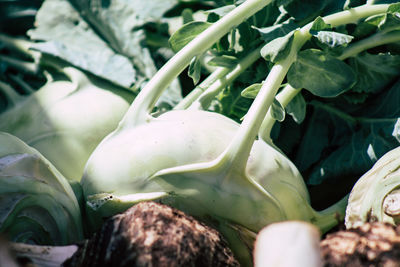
top-left (321, 222), bottom-right (400, 267)
top-left (63, 201), bottom-right (239, 267)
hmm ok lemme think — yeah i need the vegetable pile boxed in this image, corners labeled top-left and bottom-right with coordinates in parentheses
top-left (0, 0), bottom-right (400, 266)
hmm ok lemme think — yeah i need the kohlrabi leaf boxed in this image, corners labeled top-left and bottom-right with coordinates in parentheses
top-left (348, 53), bottom-right (400, 94)
top-left (28, 0), bottom-right (182, 107)
top-left (205, 5), bottom-right (236, 18)
top-left (168, 21), bottom-right (212, 52)
top-left (287, 49), bottom-right (356, 97)
top-left (307, 119), bottom-right (400, 185)
top-left (188, 56), bottom-right (202, 85)
top-left (310, 18), bottom-right (353, 48)
top-left (293, 107), bottom-right (333, 173)
top-left (283, 0), bottom-right (345, 21)
top-left (271, 98), bottom-right (285, 122)
top-left (241, 83), bottom-right (262, 99)
top-left (286, 92), bottom-right (306, 124)
top-left (388, 2), bottom-right (400, 13)
top-left (253, 18), bottom-right (299, 43)
top-left (310, 17), bottom-right (330, 32)
top-left (207, 55), bottom-right (238, 68)
top-left (260, 31), bottom-right (294, 63)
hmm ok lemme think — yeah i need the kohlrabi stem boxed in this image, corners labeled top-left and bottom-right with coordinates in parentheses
top-left (189, 46), bottom-right (263, 110)
top-left (119, 0), bottom-right (273, 128)
top-left (173, 67), bottom-right (230, 110)
top-left (0, 81), bottom-right (23, 106)
top-left (338, 30), bottom-right (400, 60)
top-left (314, 194), bottom-right (349, 233)
top-left (222, 30), bottom-right (310, 173)
top-left (0, 54), bottom-right (39, 76)
top-left (0, 33), bottom-right (39, 60)
top-left (8, 74), bottom-right (35, 94)
top-left (259, 84), bottom-right (299, 143)
top-left (258, 4), bottom-right (391, 142)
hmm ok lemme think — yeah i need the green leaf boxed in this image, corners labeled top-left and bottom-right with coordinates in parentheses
top-left (253, 18), bottom-right (298, 43)
top-left (168, 21), bottom-right (212, 52)
top-left (388, 2), bottom-right (400, 13)
top-left (241, 83), bottom-right (262, 99)
top-left (310, 17), bottom-right (354, 48)
top-left (314, 31), bottom-right (354, 48)
top-left (287, 49), bottom-right (356, 97)
top-left (310, 17), bottom-right (330, 32)
top-left (207, 55), bottom-right (238, 68)
top-left (205, 5), bottom-right (236, 18)
top-left (348, 52), bottom-right (400, 94)
top-left (286, 93), bottom-right (306, 124)
top-left (271, 98), bottom-right (285, 122)
top-left (188, 56), bottom-right (202, 85)
top-left (260, 31), bottom-right (294, 63)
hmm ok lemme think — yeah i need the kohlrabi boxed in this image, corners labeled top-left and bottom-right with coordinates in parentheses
top-left (345, 145), bottom-right (400, 229)
top-left (0, 57), bottom-right (135, 182)
top-left (0, 132), bottom-right (83, 245)
top-left (81, 2), bottom-right (393, 265)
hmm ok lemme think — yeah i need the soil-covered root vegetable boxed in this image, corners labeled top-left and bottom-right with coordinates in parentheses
top-left (345, 146), bottom-right (400, 228)
top-left (63, 201), bottom-right (239, 267)
top-left (253, 221), bottom-right (323, 267)
top-left (321, 222), bottom-right (400, 266)
top-left (0, 132), bottom-right (83, 245)
top-left (0, 66), bottom-right (135, 182)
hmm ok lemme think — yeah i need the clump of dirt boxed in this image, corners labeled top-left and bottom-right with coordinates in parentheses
top-left (63, 201), bottom-right (239, 267)
top-left (321, 222), bottom-right (400, 267)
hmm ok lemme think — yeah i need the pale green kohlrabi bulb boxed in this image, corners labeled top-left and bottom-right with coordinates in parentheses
top-left (0, 67), bottom-right (135, 182)
top-left (0, 132), bottom-right (83, 245)
top-left (346, 145), bottom-right (400, 228)
top-left (82, 110), bottom-right (311, 229)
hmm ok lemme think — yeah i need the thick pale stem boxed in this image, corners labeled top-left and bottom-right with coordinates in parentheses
top-left (8, 74), bottom-right (35, 94)
top-left (258, 4), bottom-right (391, 141)
top-left (189, 46), bottom-right (263, 110)
top-left (0, 81), bottom-right (23, 106)
top-left (174, 67), bottom-right (230, 110)
top-left (219, 29), bottom-right (310, 174)
top-left (0, 54), bottom-right (39, 76)
top-left (259, 84), bottom-right (299, 143)
top-left (119, 0), bottom-right (273, 128)
top-left (0, 34), bottom-right (39, 60)
top-left (315, 194), bottom-right (349, 233)
top-left (338, 30), bottom-right (400, 60)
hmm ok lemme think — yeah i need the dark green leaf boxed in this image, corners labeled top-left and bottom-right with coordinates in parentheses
top-left (271, 98), bottom-right (285, 122)
top-left (168, 21), bottom-right (212, 52)
top-left (348, 53), bottom-right (400, 94)
top-left (307, 120), bottom-right (400, 185)
top-left (207, 55), bottom-right (238, 68)
top-left (287, 49), bottom-right (356, 97)
top-left (294, 108), bottom-right (332, 172)
top-left (260, 31), bottom-right (294, 63)
top-left (286, 92), bottom-right (306, 124)
top-left (188, 56), bottom-right (202, 85)
top-left (205, 5), bottom-right (235, 18)
top-left (241, 83), bottom-right (262, 99)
